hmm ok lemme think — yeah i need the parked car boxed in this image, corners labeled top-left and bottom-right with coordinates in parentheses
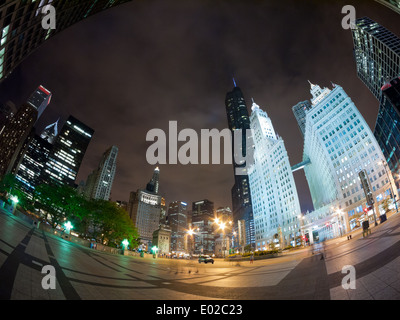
top-left (198, 255), bottom-right (214, 264)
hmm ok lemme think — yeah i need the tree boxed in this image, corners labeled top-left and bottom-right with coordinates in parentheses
top-left (0, 173), bottom-right (18, 201)
top-left (380, 197), bottom-right (391, 214)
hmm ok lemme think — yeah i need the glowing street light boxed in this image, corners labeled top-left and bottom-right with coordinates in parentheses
top-left (122, 239), bottom-right (129, 250)
top-left (10, 195), bottom-right (18, 215)
top-left (64, 221), bottom-right (73, 234)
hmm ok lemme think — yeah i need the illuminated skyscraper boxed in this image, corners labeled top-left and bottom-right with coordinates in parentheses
top-left (374, 0), bottom-right (400, 15)
top-left (0, 0), bottom-right (132, 82)
top-left (14, 132), bottom-right (52, 196)
top-left (248, 100), bottom-right (301, 249)
top-left (42, 115), bottom-right (94, 187)
top-left (302, 82), bottom-right (398, 231)
top-left (0, 85), bottom-right (51, 178)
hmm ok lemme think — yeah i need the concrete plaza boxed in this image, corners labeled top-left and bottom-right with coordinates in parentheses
top-left (1, 207), bottom-right (400, 300)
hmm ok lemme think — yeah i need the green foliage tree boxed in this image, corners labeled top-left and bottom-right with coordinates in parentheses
top-left (0, 173), bottom-right (18, 201)
top-left (6, 179), bottom-right (141, 249)
top-left (380, 197), bottom-right (391, 214)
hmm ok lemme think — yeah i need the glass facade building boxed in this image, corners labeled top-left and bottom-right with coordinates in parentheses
top-left (374, 0), bottom-right (400, 15)
top-left (167, 201), bottom-right (188, 253)
top-left (0, 0), bottom-right (132, 82)
top-left (351, 17), bottom-right (400, 100)
top-left (14, 132), bottom-right (52, 196)
top-left (292, 100), bottom-right (312, 137)
top-left (191, 199), bottom-right (215, 254)
top-left (42, 115), bottom-right (94, 187)
top-left (374, 76), bottom-right (400, 189)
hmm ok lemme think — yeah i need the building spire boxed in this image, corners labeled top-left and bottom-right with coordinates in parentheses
top-left (233, 77), bottom-right (237, 87)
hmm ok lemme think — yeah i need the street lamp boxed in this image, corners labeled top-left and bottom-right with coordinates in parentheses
top-left (186, 228), bottom-right (195, 255)
top-left (64, 221), bottom-right (73, 234)
top-left (122, 239), bottom-right (129, 250)
top-left (10, 195), bottom-right (18, 215)
top-left (213, 216), bottom-right (232, 258)
top-left (152, 246), bottom-right (159, 258)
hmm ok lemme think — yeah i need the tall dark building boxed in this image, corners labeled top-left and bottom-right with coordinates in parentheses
top-left (0, 100), bottom-right (16, 129)
top-left (167, 201), bottom-right (188, 253)
top-left (27, 85), bottom-right (52, 120)
top-left (0, 85), bottom-right (51, 178)
top-left (0, 0), bottom-right (132, 83)
top-left (14, 132), bottom-right (53, 196)
top-left (351, 17), bottom-right (400, 100)
top-left (374, 76), bottom-right (400, 189)
top-left (292, 100), bottom-right (312, 137)
top-left (191, 199), bottom-right (215, 254)
top-left (42, 115), bottom-right (94, 187)
top-left (0, 102), bottom-right (37, 178)
top-left (225, 82), bottom-right (254, 247)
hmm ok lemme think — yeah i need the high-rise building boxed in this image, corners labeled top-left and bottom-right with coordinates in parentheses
top-left (84, 145), bottom-right (118, 201)
top-left (42, 115), bottom-right (94, 187)
top-left (27, 85), bottom-right (52, 121)
top-left (374, 0), bottom-right (400, 15)
top-left (0, 100), bottom-right (16, 129)
top-left (0, 85), bottom-right (51, 178)
top-left (351, 17), bottom-right (400, 100)
top-left (248, 100), bottom-right (301, 250)
top-left (374, 76), bottom-right (400, 189)
top-left (191, 199), bottom-right (215, 254)
top-left (302, 82), bottom-right (398, 232)
top-left (14, 132), bottom-right (53, 196)
top-left (13, 118), bottom-right (58, 197)
top-left (40, 118), bottom-right (59, 144)
top-left (128, 167), bottom-right (162, 249)
top-left (292, 100), bottom-right (312, 137)
top-left (225, 82), bottom-right (254, 248)
top-left (167, 201), bottom-right (188, 253)
top-left (0, 104), bottom-right (37, 178)
top-left (0, 0), bottom-right (132, 83)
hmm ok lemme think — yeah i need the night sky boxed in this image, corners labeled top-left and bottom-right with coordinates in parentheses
top-left (0, 0), bottom-right (399, 213)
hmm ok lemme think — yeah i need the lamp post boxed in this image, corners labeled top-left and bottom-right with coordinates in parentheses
top-left (186, 228), bottom-right (195, 256)
top-left (378, 160), bottom-right (398, 213)
top-left (10, 195), bottom-right (18, 215)
top-left (213, 216), bottom-right (231, 258)
top-left (64, 221), bottom-right (73, 234)
top-left (122, 239), bottom-right (129, 250)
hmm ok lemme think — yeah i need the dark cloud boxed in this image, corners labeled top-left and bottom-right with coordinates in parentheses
top-left (0, 0), bottom-right (399, 212)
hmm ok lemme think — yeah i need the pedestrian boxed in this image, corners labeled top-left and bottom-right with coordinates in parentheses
top-left (250, 253), bottom-right (254, 264)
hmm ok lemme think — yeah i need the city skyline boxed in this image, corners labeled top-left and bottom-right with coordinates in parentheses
top-left (0, 0), bottom-right (399, 212)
